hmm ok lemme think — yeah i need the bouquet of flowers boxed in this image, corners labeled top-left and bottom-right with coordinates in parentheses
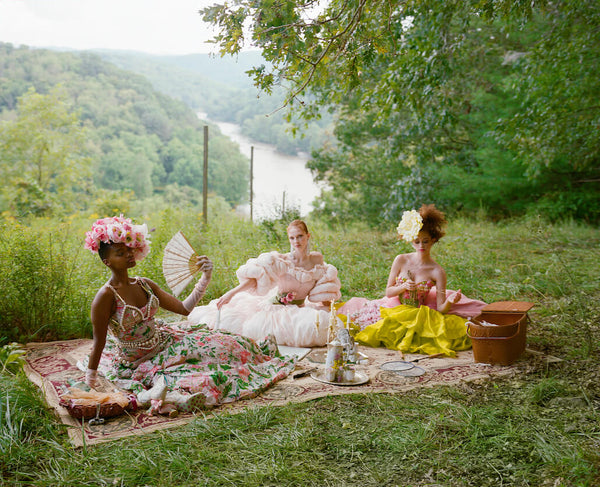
top-left (273, 291), bottom-right (297, 305)
top-left (396, 209), bottom-right (423, 243)
top-left (350, 301), bottom-right (383, 330)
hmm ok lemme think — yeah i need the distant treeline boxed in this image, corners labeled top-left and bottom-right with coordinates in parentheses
top-left (97, 50), bottom-right (333, 156)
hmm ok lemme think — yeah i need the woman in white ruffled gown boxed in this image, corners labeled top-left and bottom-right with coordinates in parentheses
top-left (188, 220), bottom-right (342, 347)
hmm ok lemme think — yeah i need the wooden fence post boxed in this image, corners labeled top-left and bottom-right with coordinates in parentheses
top-left (250, 145), bottom-right (254, 222)
top-left (203, 125), bottom-right (208, 225)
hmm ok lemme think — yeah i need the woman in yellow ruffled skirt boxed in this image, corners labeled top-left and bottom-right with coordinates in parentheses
top-left (353, 205), bottom-right (481, 357)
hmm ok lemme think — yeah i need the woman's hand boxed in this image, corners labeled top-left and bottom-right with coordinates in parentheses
top-left (438, 289), bottom-right (461, 314)
top-left (387, 279), bottom-right (414, 298)
top-left (85, 368), bottom-right (99, 389)
top-left (217, 286), bottom-right (241, 309)
top-left (181, 259), bottom-right (213, 313)
top-left (216, 290), bottom-right (235, 309)
top-left (197, 255), bottom-right (213, 280)
top-left (401, 279), bottom-right (416, 292)
top-left (450, 289), bottom-right (462, 304)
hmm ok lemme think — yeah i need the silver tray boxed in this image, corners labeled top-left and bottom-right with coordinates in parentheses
top-left (310, 370), bottom-right (369, 386)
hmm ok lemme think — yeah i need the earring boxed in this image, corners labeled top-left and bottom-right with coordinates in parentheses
top-left (306, 238), bottom-right (311, 254)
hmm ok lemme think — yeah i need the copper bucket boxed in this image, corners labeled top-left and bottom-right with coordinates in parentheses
top-left (467, 301), bottom-right (534, 366)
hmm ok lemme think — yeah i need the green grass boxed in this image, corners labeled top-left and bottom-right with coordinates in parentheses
top-left (1, 211), bottom-right (599, 486)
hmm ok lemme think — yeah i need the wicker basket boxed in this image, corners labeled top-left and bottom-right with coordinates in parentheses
top-left (60, 399), bottom-right (130, 419)
top-left (59, 392), bottom-right (135, 420)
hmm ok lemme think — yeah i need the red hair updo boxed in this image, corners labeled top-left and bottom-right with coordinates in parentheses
top-left (419, 204), bottom-right (447, 242)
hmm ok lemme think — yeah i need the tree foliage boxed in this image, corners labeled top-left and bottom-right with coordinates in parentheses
top-left (202, 0), bottom-right (600, 224)
top-left (0, 86), bottom-right (91, 216)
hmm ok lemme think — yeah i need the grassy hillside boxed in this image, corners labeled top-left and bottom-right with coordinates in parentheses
top-left (1, 211), bottom-right (599, 485)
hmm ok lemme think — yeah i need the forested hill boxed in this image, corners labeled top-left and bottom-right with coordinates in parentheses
top-left (93, 50), bottom-right (238, 113)
top-left (0, 42), bottom-right (249, 217)
top-left (153, 50), bottom-right (267, 88)
top-left (95, 49), bottom-right (333, 156)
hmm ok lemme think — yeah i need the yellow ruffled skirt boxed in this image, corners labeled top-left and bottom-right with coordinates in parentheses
top-left (355, 305), bottom-right (471, 357)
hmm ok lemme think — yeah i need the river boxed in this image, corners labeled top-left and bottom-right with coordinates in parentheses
top-left (203, 116), bottom-right (323, 221)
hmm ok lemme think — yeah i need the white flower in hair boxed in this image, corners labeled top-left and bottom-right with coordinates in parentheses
top-left (396, 210), bottom-right (423, 243)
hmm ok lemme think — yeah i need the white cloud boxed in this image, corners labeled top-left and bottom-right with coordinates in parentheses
top-left (0, 0), bottom-right (219, 54)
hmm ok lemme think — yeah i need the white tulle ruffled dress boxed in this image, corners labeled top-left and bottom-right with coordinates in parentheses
top-left (187, 251), bottom-right (342, 347)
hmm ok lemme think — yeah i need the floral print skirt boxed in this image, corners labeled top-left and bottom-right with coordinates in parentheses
top-left (98, 323), bottom-right (295, 407)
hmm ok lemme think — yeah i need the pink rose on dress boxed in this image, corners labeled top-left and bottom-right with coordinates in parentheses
top-left (238, 349), bottom-right (251, 363)
top-left (237, 366), bottom-right (250, 380)
top-left (206, 386), bottom-right (222, 406)
top-left (274, 291), bottom-right (296, 305)
top-left (350, 301), bottom-right (383, 329)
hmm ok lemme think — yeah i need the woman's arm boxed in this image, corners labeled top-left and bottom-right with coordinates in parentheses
top-left (433, 267), bottom-right (461, 314)
top-left (145, 256), bottom-right (213, 316)
top-left (216, 278), bottom-right (256, 308)
top-left (385, 255), bottom-right (413, 298)
top-left (86, 288), bottom-right (113, 386)
top-left (145, 278), bottom-right (193, 315)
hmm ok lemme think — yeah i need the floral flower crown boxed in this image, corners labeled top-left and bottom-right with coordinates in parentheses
top-left (396, 209), bottom-right (423, 243)
top-left (84, 215), bottom-right (151, 261)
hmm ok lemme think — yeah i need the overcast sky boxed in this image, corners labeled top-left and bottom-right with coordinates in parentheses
top-left (0, 0), bottom-right (221, 55)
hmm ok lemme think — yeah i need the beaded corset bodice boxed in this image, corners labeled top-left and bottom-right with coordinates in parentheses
top-left (395, 277), bottom-right (434, 307)
top-left (106, 277), bottom-right (165, 364)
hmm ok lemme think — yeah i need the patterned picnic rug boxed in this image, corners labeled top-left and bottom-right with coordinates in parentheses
top-left (24, 339), bottom-right (531, 447)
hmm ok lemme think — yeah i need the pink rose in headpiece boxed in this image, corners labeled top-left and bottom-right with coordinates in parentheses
top-left (123, 228), bottom-right (135, 245)
top-left (132, 224), bottom-right (149, 247)
top-left (90, 221), bottom-right (108, 243)
top-left (84, 234), bottom-right (99, 252)
top-left (106, 223), bottom-right (124, 242)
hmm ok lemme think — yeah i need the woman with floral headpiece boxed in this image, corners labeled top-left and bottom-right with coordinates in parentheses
top-left (187, 219), bottom-right (342, 347)
top-left (339, 205), bottom-right (486, 356)
top-left (83, 216), bottom-right (294, 415)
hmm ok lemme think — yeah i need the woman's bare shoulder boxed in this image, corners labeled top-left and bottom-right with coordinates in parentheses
top-left (393, 253), bottom-right (412, 265)
top-left (91, 284), bottom-right (114, 307)
top-left (431, 262), bottom-right (446, 278)
top-left (310, 251), bottom-right (325, 265)
top-left (139, 276), bottom-right (158, 289)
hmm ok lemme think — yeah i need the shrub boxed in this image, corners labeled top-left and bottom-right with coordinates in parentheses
top-left (0, 218), bottom-right (93, 342)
